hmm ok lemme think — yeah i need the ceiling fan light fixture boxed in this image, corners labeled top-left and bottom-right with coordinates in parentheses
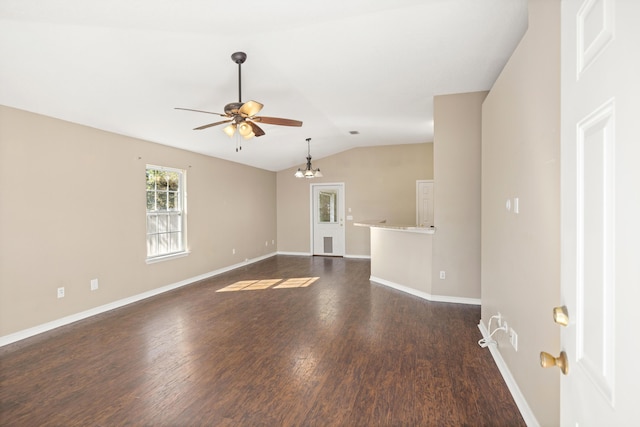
top-left (239, 100), bottom-right (264, 117)
top-left (238, 121), bottom-right (253, 137)
top-left (223, 124), bottom-right (236, 137)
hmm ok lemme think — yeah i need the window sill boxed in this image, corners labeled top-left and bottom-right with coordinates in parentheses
top-left (146, 251), bottom-right (190, 264)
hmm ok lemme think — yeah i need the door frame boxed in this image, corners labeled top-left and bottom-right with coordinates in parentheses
top-left (309, 182), bottom-right (345, 256)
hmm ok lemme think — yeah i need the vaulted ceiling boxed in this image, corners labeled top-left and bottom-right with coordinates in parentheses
top-left (0, 0), bottom-right (528, 171)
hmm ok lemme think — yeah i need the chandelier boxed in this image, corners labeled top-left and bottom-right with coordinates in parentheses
top-left (295, 138), bottom-right (323, 178)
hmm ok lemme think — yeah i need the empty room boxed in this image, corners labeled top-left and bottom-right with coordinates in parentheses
top-left (1, 0), bottom-right (639, 426)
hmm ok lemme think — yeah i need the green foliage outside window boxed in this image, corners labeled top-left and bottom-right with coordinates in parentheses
top-left (146, 169), bottom-right (181, 211)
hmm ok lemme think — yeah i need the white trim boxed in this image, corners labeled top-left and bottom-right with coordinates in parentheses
top-left (344, 254), bottom-right (370, 260)
top-left (370, 276), bottom-right (480, 305)
top-left (0, 252), bottom-right (276, 347)
top-left (477, 320), bottom-right (540, 427)
top-left (276, 252), bottom-right (370, 260)
top-left (145, 250), bottom-right (190, 264)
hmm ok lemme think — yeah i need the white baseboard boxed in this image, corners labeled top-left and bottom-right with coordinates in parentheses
top-left (276, 252), bottom-right (370, 259)
top-left (477, 321), bottom-right (540, 427)
top-left (344, 254), bottom-right (371, 259)
top-left (370, 276), bottom-right (481, 305)
top-left (0, 252), bottom-right (276, 347)
top-left (276, 251), bottom-right (312, 256)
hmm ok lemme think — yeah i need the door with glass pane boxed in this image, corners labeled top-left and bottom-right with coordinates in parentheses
top-left (312, 184), bottom-right (345, 256)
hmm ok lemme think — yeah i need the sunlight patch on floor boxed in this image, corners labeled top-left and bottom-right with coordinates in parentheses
top-left (216, 277), bottom-right (319, 292)
top-left (273, 277), bottom-right (318, 289)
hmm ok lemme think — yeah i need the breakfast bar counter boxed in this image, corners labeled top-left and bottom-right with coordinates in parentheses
top-left (355, 221), bottom-right (435, 297)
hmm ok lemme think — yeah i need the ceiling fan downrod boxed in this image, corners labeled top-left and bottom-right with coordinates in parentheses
top-left (231, 51), bottom-right (247, 103)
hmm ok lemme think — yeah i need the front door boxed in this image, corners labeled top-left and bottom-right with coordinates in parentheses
top-left (312, 184), bottom-right (345, 256)
top-left (560, 0), bottom-right (640, 424)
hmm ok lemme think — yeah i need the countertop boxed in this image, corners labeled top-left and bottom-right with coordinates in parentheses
top-left (354, 220), bottom-right (436, 234)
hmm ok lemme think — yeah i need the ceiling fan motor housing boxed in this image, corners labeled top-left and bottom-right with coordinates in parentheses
top-left (224, 102), bottom-right (243, 115)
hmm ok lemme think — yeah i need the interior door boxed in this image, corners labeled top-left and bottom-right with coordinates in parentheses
top-left (312, 184), bottom-right (345, 256)
top-left (560, 0), bottom-right (640, 424)
top-left (416, 180), bottom-right (434, 227)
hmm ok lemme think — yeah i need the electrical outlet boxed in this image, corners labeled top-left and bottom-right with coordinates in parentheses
top-left (232, 248), bottom-right (235, 254)
top-left (509, 328), bottom-right (518, 351)
top-left (57, 287), bottom-right (65, 298)
top-left (265, 241), bottom-right (268, 246)
top-left (439, 271), bottom-right (446, 279)
top-left (90, 278), bottom-right (99, 291)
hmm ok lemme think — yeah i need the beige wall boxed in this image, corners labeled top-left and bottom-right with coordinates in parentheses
top-left (0, 106), bottom-right (277, 337)
top-left (370, 228), bottom-right (433, 294)
top-left (432, 91), bottom-right (487, 300)
top-left (277, 143), bottom-right (433, 257)
top-left (481, 0), bottom-right (560, 425)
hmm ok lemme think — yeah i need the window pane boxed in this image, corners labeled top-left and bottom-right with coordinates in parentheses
top-left (168, 192), bottom-right (177, 209)
top-left (318, 191), bottom-right (337, 223)
top-left (157, 192), bottom-right (167, 210)
top-left (169, 213), bottom-right (181, 232)
top-left (147, 234), bottom-right (158, 257)
top-left (168, 173), bottom-right (179, 191)
top-left (147, 191), bottom-right (156, 210)
top-left (157, 175), bottom-right (168, 191)
top-left (146, 171), bottom-right (156, 190)
top-left (170, 232), bottom-right (183, 252)
top-left (158, 214), bottom-right (168, 233)
top-left (147, 214), bottom-right (158, 234)
top-left (158, 233), bottom-right (169, 254)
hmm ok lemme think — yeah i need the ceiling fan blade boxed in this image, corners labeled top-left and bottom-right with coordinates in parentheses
top-left (247, 120), bottom-right (266, 137)
top-left (239, 100), bottom-right (264, 117)
top-left (253, 116), bottom-right (303, 127)
top-left (194, 119), bottom-right (232, 130)
top-left (175, 107), bottom-right (227, 117)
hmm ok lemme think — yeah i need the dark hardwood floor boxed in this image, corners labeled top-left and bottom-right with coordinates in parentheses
top-left (0, 256), bottom-right (525, 426)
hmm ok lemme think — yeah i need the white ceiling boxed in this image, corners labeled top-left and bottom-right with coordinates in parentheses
top-left (0, 0), bottom-right (528, 172)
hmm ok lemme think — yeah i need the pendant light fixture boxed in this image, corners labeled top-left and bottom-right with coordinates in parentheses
top-left (295, 138), bottom-right (323, 178)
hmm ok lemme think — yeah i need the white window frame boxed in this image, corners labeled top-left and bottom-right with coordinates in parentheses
top-left (145, 165), bottom-right (188, 263)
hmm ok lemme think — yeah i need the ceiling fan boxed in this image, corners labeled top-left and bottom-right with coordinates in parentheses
top-left (175, 52), bottom-right (302, 150)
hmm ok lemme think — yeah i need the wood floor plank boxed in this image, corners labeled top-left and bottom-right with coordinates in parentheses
top-left (0, 256), bottom-right (525, 426)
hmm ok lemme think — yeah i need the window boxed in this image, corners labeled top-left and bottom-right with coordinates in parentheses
top-left (318, 190), bottom-right (338, 223)
top-left (146, 165), bottom-right (187, 261)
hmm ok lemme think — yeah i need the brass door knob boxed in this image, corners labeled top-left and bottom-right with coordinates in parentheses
top-left (553, 305), bottom-right (569, 326)
top-left (540, 351), bottom-right (569, 375)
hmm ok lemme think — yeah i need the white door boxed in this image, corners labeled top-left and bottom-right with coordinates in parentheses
top-left (312, 184), bottom-right (345, 256)
top-left (416, 180), bottom-right (434, 227)
top-left (560, 0), bottom-right (640, 424)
